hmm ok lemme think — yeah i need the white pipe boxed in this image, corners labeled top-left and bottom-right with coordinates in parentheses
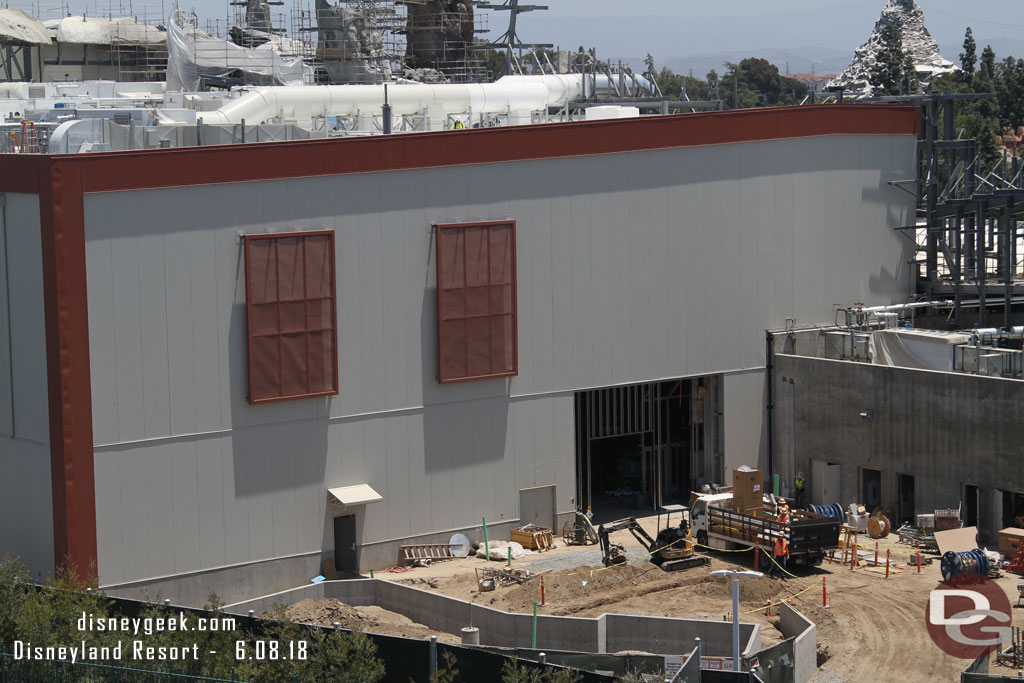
top-left (194, 74), bottom-right (587, 126)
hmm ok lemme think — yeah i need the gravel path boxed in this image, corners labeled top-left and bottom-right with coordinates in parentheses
top-left (808, 666), bottom-right (849, 683)
top-left (521, 548), bottom-right (646, 574)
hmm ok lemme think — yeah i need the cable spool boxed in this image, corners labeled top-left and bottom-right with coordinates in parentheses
top-left (868, 515), bottom-right (891, 539)
top-left (811, 503), bottom-right (843, 519)
top-left (941, 550), bottom-right (990, 580)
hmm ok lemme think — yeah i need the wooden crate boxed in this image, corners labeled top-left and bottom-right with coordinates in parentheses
top-left (511, 528), bottom-right (554, 550)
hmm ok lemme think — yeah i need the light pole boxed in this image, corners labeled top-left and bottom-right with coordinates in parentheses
top-left (710, 569), bottom-right (763, 671)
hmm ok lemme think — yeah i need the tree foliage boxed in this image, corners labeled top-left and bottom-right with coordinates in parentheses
top-left (869, 21), bottom-right (912, 96)
top-left (0, 555), bottom-right (386, 682)
top-left (960, 27), bottom-right (977, 81)
top-left (501, 659), bottom-right (582, 683)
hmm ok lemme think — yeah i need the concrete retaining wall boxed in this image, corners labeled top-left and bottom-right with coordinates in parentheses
top-left (223, 579), bottom-right (759, 657)
top-left (103, 551), bottom-right (323, 606)
top-left (778, 603), bottom-right (815, 683)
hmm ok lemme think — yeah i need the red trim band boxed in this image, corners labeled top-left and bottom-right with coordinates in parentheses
top-left (61, 104), bottom-right (919, 194)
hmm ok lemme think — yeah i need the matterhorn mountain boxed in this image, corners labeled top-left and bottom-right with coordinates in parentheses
top-left (828, 0), bottom-right (957, 97)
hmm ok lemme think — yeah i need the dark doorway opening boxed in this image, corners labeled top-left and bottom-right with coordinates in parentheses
top-left (963, 485), bottom-right (979, 527)
top-left (897, 474), bottom-right (915, 526)
top-left (333, 515), bottom-right (357, 574)
top-left (1002, 490), bottom-right (1024, 528)
top-left (860, 468), bottom-right (881, 510)
top-left (575, 379), bottom-right (701, 523)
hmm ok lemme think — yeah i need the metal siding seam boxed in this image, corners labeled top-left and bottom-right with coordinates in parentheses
top-left (38, 158), bottom-right (98, 576)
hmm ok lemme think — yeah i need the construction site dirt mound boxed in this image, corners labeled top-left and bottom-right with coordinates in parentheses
top-left (278, 598), bottom-right (460, 643)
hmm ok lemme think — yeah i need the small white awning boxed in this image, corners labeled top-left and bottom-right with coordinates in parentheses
top-left (328, 484), bottom-right (383, 507)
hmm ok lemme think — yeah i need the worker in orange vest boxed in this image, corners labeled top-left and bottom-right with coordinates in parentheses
top-left (772, 502), bottom-right (790, 577)
top-left (773, 535), bottom-right (789, 577)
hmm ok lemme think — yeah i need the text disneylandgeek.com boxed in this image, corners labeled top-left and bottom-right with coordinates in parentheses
top-left (11, 612), bottom-right (309, 663)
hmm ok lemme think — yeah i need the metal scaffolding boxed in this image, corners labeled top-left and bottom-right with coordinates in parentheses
top-left (892, 93), bottom-right (1024, 328)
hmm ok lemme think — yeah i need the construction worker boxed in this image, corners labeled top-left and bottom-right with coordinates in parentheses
top-left (794, 471), bottom-right (806, 508)
top-left (772, 502), bottom-right (790, 577)
top-left (773, 534), bottom-right (789, 577)
top-left (451, 119), bottom-right (466, 130)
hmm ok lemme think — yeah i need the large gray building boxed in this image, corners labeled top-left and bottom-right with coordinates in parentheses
top-left (0, 104), bottom-right (918, 602)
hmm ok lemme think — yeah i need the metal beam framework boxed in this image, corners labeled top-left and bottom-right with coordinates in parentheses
top-left (902, 93), bottom-right (1024, 328)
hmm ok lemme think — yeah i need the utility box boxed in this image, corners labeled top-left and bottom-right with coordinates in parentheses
top-left (733, 467), bottom-right (764, 514)
top-left (998, 527), bottom-right (1024, 557)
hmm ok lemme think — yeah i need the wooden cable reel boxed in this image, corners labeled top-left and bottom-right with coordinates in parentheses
top-left (868, 514), bottom-right (891, 539)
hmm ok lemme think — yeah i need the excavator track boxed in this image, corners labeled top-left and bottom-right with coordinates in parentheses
top-left (660, 555), bottom-right (710, 572)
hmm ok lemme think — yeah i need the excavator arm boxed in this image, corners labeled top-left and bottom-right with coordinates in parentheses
top-left (598, 517), bottom-right (656, 566)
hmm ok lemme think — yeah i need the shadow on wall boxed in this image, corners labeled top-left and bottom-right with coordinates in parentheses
top-left (227, 239), bottom-right (330, 498)
top-left (418, 283), bottom-right (511, 474)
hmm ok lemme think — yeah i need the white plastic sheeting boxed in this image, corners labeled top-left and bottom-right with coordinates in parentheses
top-left (0, 9), bottom-right (50, 44)
top-left (871, 328), bottom-right (971, 371)
top-left (166, 14), bottom-right (304, 91)
top-left (475, 541), bottom-right (530, 560)
top-left (193, 74), bottom-right (586, 125)
top-left (47, 16), bottom-right (165, 45)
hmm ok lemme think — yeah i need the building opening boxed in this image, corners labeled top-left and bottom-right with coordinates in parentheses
top-left (897, 473), bottom-right (915, 526)
top-left (964, 484), bottom-right (979, 527)
top-left (860, 468), bottom-right (881, 510)
top-left (574, 377), bottom-right (718, 523)
top-left (1002, 490), bottom-right (1024, 528)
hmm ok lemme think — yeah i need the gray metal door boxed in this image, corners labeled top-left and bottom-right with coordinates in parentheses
top-left (333, 515), bottom-right (357, 574)
top-left (519, 486), bottom-right (555, 530)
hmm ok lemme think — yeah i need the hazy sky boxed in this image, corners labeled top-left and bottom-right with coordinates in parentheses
top-left (27, 0), bottom-right (1024, 65)
top-left (509, 0), bottom-right (1024, 60)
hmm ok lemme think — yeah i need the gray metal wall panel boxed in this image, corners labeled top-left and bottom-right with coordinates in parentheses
top-left (82, 134), bottom-right (916, 584)
top-left (0, 193), bottom-right (52, 579)
top-left (0, 195), bottom-right (12, 438)
top-left (723, 369), bottom-right (767, 475)
top-left (94, 449), bottom-right (124, 583)
top-left (170, 439), bottom-right (201, 574)
top-left (6, 193), bottom-right (48, 443)
top-left (144, 441), bottom-right (175, 578)
top-left (0, 439), bottom-right (54, 579)
top-left (196, 436), bottom-right (227, 570)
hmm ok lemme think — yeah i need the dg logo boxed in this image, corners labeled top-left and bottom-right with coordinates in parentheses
top-left (926, 576), bottom-right (1013, 659)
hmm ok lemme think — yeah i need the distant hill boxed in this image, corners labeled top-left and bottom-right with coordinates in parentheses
top-left (662, 47), bottom-right (851, 81)
top-left (939, 38), bottom-right (1024, 64)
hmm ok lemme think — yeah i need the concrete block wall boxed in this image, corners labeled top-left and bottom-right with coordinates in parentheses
top-left (779, 603), bottom-right (816, 683)
top-left (772, 352), bottom-right (1024, 542)
top-left (104, 551), bottom-right (324, 606)
top-left (222, 579), bottom-right (760, 657)
top-left (604, 614), bottom-right (759, 658)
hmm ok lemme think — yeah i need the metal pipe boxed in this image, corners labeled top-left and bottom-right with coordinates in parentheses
top-left (731, 575), bottom-right (740, 669)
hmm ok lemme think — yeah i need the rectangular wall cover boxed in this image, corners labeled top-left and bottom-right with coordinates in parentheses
top-left (328, 484), bottom-right (384, 507)
top-left (435, 220), bottom-right (517, 383)
top-left (244, 230), bottom-right (338, 403)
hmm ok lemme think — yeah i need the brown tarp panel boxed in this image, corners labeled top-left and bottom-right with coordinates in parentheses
top-left (436, 221), bottom-right (517, 382)
top-left (244, 231), bottom-right (338, 403)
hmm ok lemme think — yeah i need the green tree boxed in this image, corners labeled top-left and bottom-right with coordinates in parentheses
top-left (501, 659), bottom-right (582, 683)
top-left (902, 54), bottom-right (920, 95)
top-left (980, 45), bottom-right (997, 80)
top-left (996, 56), bottom-right (1024, 129)
top-left (483, 48), bottom-right (507, 81)
top-left (869, 20), bottom-right (908, 96)
top-left (958, 110), bottom-right (1002, 165)
top-left (960, 27), bottom-right (977, 82)
top-left (0, 555), bottom-right (30, 644)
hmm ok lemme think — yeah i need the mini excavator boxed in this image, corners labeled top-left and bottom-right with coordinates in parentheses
top-left (597, 505), bottom-right (710, 572)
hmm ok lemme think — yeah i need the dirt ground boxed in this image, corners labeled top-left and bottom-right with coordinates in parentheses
top-left (372, 515), bottom-right (1024, 682)
top-left (280, 598), bottom-right (462, 643)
